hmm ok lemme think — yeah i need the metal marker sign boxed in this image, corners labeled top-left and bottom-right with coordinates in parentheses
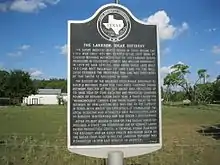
top-left (67, 3), bottom-right (162, 158)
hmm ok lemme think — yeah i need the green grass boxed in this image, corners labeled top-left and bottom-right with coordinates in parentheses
top-left (0, 105), bottom-right (220, 165)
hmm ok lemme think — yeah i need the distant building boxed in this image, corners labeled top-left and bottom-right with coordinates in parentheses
top-left (23, 89), bottom-right (66, 105)
top-left (61, 93), bottom-right (68, 102)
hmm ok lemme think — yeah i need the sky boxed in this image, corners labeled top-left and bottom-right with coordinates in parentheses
top-left (0, 0), bottom-right (220, 83)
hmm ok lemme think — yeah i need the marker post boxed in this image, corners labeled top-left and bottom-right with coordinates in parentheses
top-left (107, 0), bottom-right (124, 165)
top-left (106, 1), bottom-right (123, 164)
top-left (107, 2), bottom-right (123, 164)
top-left (107, 151), bottom-right (124, 165)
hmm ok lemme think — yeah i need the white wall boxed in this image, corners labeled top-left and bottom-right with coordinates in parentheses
top-left (39, 94), bottom-right (58, 105)
top-left (23, 94), bottom-right (58, 105)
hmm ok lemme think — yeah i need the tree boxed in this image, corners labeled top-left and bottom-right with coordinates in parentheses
top-left (163, 73), bottom-right (179, 102)
top-left (163, 63), bottom-right (214, 104)
top-left (192, 69), bottom-right (210, 103)
top-left (194, 83), bottom-right (214, 104)
top-left (196, 69), bottom-right (209, 84)
top-left (217, 75), bottom-right (220, 81)
top-left (213, 77), bottom-right (220, 102)
top-left (0, 70), bottom-right (10, 97)
top-left (170, 91), bottom-right (185, 102)
top-left (33, 78), bottom-right (67, 93)
top-left (170, 63), bottom-right (190, 90)
top-left (162, 61), bottom-right (220, 104)
top-left (163, 63), bottom-right (193, 101)
top-left (6, 69), bottom-right (37, 104)
top-left (161, 86), bottom-right (164, 99)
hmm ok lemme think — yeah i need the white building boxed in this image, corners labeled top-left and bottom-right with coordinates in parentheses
top-left (23, 89), bottom-right (64, 105)
top-left (61, 93), bottom-right (68, 102)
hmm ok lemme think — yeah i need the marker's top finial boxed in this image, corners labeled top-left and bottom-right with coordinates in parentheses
top-left (115, 0), bottom-right (119, 4)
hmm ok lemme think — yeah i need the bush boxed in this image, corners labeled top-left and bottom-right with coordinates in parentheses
top-left (0, 98), bottom-right (11, 106)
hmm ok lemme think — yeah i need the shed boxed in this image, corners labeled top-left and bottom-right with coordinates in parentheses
top-left (23, 89), bottom-right (62, 105)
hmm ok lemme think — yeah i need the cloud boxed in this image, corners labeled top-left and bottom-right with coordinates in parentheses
top-left (0, 2), bottom-right (8, 12)
top-left (160, 65), bottom-right (173, 87)
top-left (0, 0), bottom-right (60, 13)
top-left (205, 28), bottom-right (217, 32)
top-left (212, 45), bottom-right (220, 54)
top-left (56, 44), bottom-right (67, 55)
top-left (200, 49), bottom-right (205, 52)
top-left (8, 51), bottom-right (22, 57)
top-left (216, 61), bottom-right (220, 65)
top-left (160, 65), bottom-right (174, 85)
top-left (10, 0), bottom-right (46, 13)
top-left (161, 47), bottom-right (170, 55)
top-left (143, 10), bottom-right (189, 40)
top-left (8, 44), bottom-right (31, 57)
top-left (160, 65), bottom-right (174, 77)
top-left (209, 77), bottom-right (217, 83)
top-left (176, 22), bottom-right (189, 34)
top-left (29, 68), bottom-right (44, 77)
top-left (19, 44), bottom-right (30, 50)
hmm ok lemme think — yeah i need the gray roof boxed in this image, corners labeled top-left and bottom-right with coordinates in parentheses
top-left (38, 89), bottom-right (61, 95)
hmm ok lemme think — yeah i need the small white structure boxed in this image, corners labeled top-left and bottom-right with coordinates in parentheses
top-left (183, 99), bottom-right (191, 105)
top-left (23, 89), bottom-right (62, 105)
top-left (62, 93), bottom-right (68, 102)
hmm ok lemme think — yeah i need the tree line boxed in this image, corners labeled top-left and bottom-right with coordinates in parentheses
top-left (0, 62), bottom-right (220, 106)
top-left (162, 63), bottom-right (220, 104)
top-left (0, 69), bottom-right (67, 105)
top-left (33, 79), bottom-right (67, 93)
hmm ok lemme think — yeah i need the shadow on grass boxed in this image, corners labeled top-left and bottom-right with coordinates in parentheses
top-left (197, 123), bottom-right (220, 140)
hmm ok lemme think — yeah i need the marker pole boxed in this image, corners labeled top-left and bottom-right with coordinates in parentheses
top-left (107, 151), bottom-right (124, 165)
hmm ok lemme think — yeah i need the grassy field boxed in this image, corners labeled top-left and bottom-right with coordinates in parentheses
top-left (0, 105), bottom-right (220, 165)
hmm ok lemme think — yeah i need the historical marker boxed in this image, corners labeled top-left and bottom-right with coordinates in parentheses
top-left (67, 3), bottom-right (162, 158)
